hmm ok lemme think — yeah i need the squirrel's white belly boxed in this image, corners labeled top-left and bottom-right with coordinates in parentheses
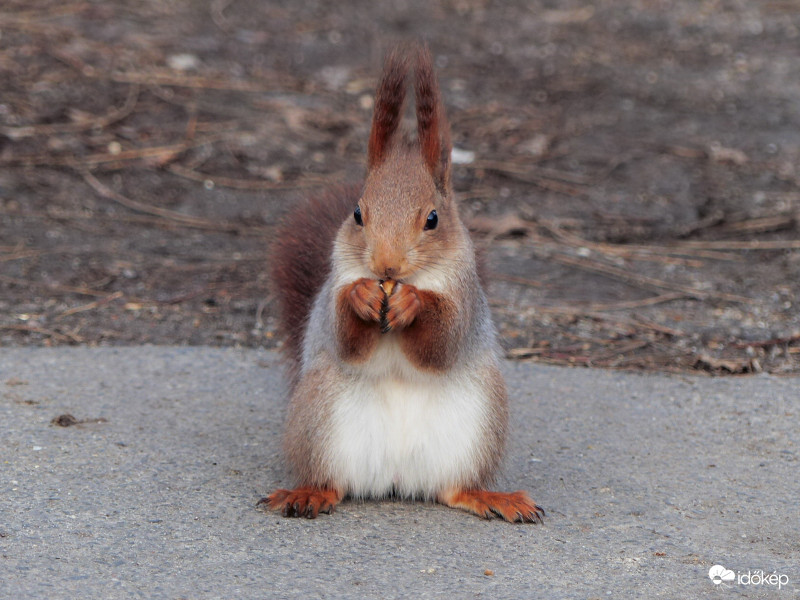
top-left (325, 339), bottom-right (488, 498)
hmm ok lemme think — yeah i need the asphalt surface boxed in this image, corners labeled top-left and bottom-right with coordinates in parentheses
top-left (1, 346), bottom-right (797, 599)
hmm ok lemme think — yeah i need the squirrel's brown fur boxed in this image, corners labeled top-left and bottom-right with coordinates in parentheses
top-left (261, 44), bottom-right (544, 524)
top-left (367, 48), bottom-right (409, 170)
top-left (269, 184), bottom-right (360, 385)
top-left (414, 45), bottom-right (451, 189)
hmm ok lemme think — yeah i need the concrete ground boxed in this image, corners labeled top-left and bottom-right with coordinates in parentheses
top-left (1, 347), bottom-right (797, 599)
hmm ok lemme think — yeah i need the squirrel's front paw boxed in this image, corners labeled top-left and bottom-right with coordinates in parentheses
top-left (382, 283), bottom-right (421, 333)
top-left (346, 277), bottom-right (384, 322)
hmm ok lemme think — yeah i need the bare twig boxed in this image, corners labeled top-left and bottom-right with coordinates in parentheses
top-left (49, 44), bottom-right (303, 92)
top-left (1, 136), bottom-right (222, 168)
top-left (0, 249), bottom-right (43, 263)
top-left (720, 214), bottom-right (796, 234)
top-left (471, 154), bottom-right (629, 186)
top-left (0, 84), bottom-right (139, 140)
top-left (589, 339), bottom-right (651, 364)
top-left (536, 220), bottom-right (740, 262)
top-left (472, 162), bottom-right (586, 195)
top-left (534, 292), bottom-right (686, 313)
top-left (78, 168), bottom-right (250, 233)
top-left (631, 316), bottom-right (686, 337)
top-left (532, 307), bottom-right (686, 337)
top-left (55, 291), bottom-right (124, 320)
top-left (0, 274), bottom-right (110, 298)
top-left (107, 68), bottom-right (299, 93)
top-left (167, 163), bottom-right (339, 190)
top-left (677, 239), bottom-right (800, 251)
top-left (0, 2), bottom-right (89, 25)
top-left (551, 253), bottom-right (753, 304)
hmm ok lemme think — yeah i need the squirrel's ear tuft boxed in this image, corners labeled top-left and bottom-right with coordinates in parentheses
top-left (367, 48), bottom-right (410, 170)
top-left (414, 44), bottom-right (452, 192)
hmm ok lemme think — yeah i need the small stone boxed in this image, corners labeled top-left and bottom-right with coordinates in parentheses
top-left (167, 53), bottom-right (200, 71)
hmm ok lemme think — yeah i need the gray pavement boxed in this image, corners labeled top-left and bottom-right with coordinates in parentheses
top-left (1, 346), bottom-right (797, 599)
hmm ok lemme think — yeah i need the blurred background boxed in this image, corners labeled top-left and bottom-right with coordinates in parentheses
top-left (1, 0), bottom-right (799, 373)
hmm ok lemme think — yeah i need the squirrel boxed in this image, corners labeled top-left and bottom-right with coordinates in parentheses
top-left (260, 44), bottom-right (544, 523)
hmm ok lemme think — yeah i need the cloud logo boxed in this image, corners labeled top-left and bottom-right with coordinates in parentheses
top-left (709, 565), bottom-right (736, 585)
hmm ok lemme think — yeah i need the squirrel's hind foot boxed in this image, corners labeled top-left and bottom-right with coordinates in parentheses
top-left (258, 486), bottom-right (342, 519)
top-left (438, 489), bottom-right (545, 524)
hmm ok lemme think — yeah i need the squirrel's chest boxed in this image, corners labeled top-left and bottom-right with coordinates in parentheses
top-left (326, 340), bottom-right (487, 497)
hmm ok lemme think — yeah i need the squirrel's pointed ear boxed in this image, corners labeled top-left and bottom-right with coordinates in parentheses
top-left (367, 48), bottom-right (409, 170)
top-left (414, 44), bottom-right (452, 192)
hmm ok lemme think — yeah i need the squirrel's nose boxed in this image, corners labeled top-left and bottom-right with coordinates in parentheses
top-left (370, 247), bottom-right (404, 279)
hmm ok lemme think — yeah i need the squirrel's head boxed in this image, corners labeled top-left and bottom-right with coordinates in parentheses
top-left (338, 44), bottom-right (469, 284)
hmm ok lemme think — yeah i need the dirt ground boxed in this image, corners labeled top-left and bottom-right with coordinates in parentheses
top-left (2, 1), bottom-right (799, 375)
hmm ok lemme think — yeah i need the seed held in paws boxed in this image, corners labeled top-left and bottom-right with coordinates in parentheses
top-left (379, 279), bottom-right (396, 296)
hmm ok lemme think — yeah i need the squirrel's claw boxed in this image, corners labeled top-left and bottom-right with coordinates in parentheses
top-left (438, 489), bottom-right (545, 524)
top-left (259, 486), bottom-right (341, 519)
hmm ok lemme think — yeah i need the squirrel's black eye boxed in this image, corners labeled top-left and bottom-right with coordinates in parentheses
top-left (424, 209), bottom-right (438, 231)
top-left (354, 206), bottom-right (363, 226)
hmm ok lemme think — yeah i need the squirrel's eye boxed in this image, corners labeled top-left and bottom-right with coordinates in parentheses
top-left (424, 209), bottom-right (438, 231)
top-left (354, 206), bottom-right (363, 226)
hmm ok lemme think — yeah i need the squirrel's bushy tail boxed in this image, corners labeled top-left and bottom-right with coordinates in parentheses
top-left (269, 185), bottom-right (360, 383)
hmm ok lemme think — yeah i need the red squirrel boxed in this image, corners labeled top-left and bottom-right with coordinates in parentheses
top-left (262, 44), bottom-right (544, 523)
